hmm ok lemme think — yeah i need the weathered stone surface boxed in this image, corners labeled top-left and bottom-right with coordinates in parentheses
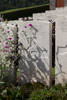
top-left (45, 7), bottom-right (67, 22)
top-left (17, 20), bottom-right (52, 85)
top-left (33, 13), bottom-right (48, 21)
top-left (50, 0), bottom-right (56, 10)
top-left (55, 17), bottom-right (67, 84)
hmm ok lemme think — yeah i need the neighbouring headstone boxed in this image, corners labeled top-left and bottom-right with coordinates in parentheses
top-left (45, 7), bottom-right (67, 22)
top-left (55, 16), bottom-right (67, 84)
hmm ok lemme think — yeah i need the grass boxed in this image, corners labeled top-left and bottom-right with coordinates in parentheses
top-left (52, 67), bottom-right (55, 78)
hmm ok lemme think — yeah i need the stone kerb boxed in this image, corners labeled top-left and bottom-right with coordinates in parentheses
top-left (55, 16), bottom-right (67, 84)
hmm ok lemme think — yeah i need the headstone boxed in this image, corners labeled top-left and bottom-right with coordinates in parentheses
top-left (18, 20), bottom-right (52, 86)
top-left (55, 16), bottom-right (67, 84)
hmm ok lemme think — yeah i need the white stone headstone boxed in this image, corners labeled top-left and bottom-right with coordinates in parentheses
top-left (55, 16), bottom-right (67, 84)
top-left (18, 20), bottom-right (52, 85)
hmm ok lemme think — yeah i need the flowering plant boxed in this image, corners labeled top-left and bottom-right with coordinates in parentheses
top-left (0, 23), bottom-right (16, 81)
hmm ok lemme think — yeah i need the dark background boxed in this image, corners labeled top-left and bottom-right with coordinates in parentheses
top-left (0, 0), bottom-right (49, 11)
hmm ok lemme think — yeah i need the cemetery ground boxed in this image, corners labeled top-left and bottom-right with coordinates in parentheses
top-left (0, 81), bottom-right (67, 100)
top-left (0, 67), bottom-right (67, 100)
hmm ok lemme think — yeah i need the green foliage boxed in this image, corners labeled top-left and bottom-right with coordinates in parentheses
top-left (20, 83), bottom-right (45, 100)
top-left (52, 67), bottom-right (55, 78)
top-left (0, 87), bottom-right (24, 100)
top-left (0, 83), bottom-right (67, 100)
top-left (0, 4), bottom-right (49, 20)
top-left (28, 84), bottom-right (67, 100)
top-left (0, 83), bottom-right (45, 100)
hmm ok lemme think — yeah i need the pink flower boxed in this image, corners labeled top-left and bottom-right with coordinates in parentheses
top-left (7, 30), bottom-right (10, 33)
top-left (24, 26), bottom-right (27, 28)
top-left (28, 24), bottom-right (32, 26)
top-left (4, 50), bottom-right (8, 52)
top-left (8, 37), bottom-right (12, 40)
top-left (5, 42), bottom-right (8, 44)
top-left (4, 46), bottom-right (9, 48)
top-left (22, 30), bottom-right (24, 32)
